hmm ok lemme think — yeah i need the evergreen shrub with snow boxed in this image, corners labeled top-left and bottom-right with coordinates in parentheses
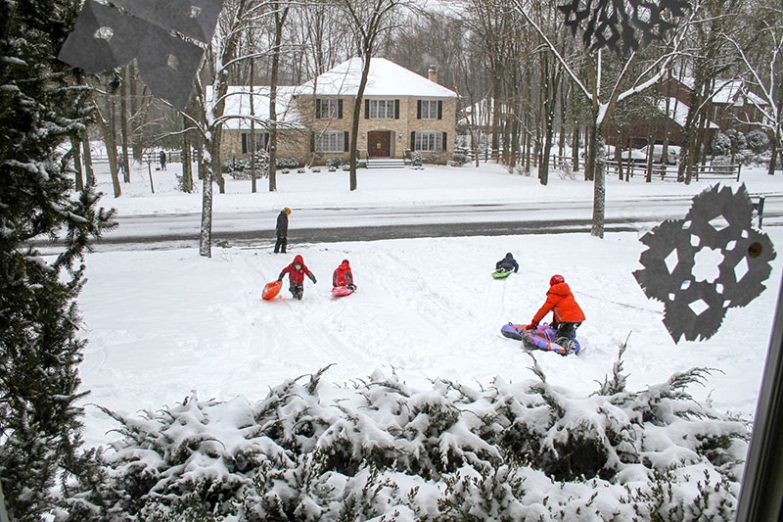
top-left (0, 0), bottom-right (113, 518)
top-left (745, 130), bottom-right (771, 154)
top-left (711, 132), bottom-right (733, 156)
top-left (64, 346), bottom-right (749, 521)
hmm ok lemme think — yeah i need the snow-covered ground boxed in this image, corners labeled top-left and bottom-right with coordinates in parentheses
top-left (77, 231), bottom-right (783, 449)
top-left (92, 159), bottom-right (783, 217)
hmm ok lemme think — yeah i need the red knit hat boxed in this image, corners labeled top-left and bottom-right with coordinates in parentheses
top-left (550, 274), bottom-right (565, 286)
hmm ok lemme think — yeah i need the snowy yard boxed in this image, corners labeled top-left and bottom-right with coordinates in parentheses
top-left (78, 231), bottom-right (783, 449)
top-left (93, 159), bottom-right (783, 217)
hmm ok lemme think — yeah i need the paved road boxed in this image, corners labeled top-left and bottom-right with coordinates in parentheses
top-left (36, 193), bottom-right (783, 251)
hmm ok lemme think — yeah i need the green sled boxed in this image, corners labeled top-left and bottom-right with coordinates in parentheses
top-left (492, 270), bottom-right (513, 279)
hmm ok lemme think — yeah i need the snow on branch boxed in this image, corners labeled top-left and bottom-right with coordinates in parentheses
top-left (68, 353), bottom-right (748, 519)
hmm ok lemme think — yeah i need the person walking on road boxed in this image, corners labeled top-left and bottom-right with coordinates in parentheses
top-left (159, 150), bottom-right (167, 171)
top-left (275, 207), bottom-right (291, 253)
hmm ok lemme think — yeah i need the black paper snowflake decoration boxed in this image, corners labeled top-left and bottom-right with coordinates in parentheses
top-left (558, 0), bottom-right (690, 54)
top-left (59, 0), bottom-right (224, 110)
top-left (634, 185), bottom-right (776, 343)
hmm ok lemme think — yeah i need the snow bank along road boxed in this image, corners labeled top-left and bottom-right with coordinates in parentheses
top-left (76, 193), bottom-right (783, 249)
top-left (78, 232), bottom-right (783, 449)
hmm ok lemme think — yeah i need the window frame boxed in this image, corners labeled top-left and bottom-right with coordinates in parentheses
top-left (315, 131), bottom-right (345, 153)
top-left (420, 100), bottom-right (440, 120)
top-left (368, 99), bottom-right (395, 119)
top-left (317, 98), bottom-right (339, 119)
top-left (414, 131), bottom-right (443, 152)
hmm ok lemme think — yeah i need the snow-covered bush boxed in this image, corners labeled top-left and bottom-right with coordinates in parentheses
top-left (63, 350), bottom-right (748, 521)
top-left (711, 132), bottom-right (732, 156)
top-left (276, 158), bottom-right (301, 169)
top-left (712, 130), bottom-right (749, 158)
top-left (450, 152), bottom-right (468, 167)
top-left (745, 130), bottom-right (771, 153)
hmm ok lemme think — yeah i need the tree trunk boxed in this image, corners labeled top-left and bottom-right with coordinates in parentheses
top-left (181, 116), bottom-right (192, 192)
top-left (81, 133), bottom-right (95, 186)
top-left (199, 160), bottom-right (213, 257)
top-left (249, 55), bottom-right (257, 193)
top-left (129, 62), bottom-right (143, 162)
top-left (349, 54), bottom-right (373, 191)
top-left (614, 134), bottom-right (622, 179)
top-left (213, 127), bottom-right (225, 193)
top-left (120, 66), bottom-right (132, 183)
top-left (585, 123), bottom-right (598, 182)
top-left (645, 126), bottom-right (656, 183)
top-left (490, 76), bottom-right (501, 155)
top-left (590, 132), bottom-right (606, 238)
top-left (71, 137), bottom-right (84, 191)
top-left (269, 8), bottom-right (289, 192)
top-left (196, 138), bottom-right (204, 180)
top-left (509, 117), bottom-right (519, 172)
top-left (95, 105), bottom-right (121, 197)
top-left (769, 134), bottom-right (779, 175)
top-left (572, 124), bottom-right (579, 172)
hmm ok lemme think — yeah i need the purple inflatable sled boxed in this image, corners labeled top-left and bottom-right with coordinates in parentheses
top-left (501, 323), bottom-right (581, 356)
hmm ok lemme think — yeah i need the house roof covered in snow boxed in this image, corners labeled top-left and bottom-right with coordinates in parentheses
top-left (657, 96), bottom-right (719, 129)
top-left (676, 77), bottom-right (768, 108)
top-left (300, 57), bottom-right (457, 98)
top-left (206, 86), bottom-right (305, 130)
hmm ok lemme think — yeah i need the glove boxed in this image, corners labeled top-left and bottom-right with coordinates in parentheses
top-left (310, 275), bottom-right (317, 284)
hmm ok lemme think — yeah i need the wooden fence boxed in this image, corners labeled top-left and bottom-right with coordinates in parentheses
top-left (603, 159), bottom-right (742, 182)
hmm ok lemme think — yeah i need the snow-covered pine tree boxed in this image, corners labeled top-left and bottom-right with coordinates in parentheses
top-left (0, 0), bottom-right (114, 518)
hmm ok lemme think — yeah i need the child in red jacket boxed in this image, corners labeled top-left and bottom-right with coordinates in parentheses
top-left (278, 254), bottom-right (316, 300)
top-left (529, 274), bottom-right (585, 341)
top-left (332, 259), bottom-right (356, 291)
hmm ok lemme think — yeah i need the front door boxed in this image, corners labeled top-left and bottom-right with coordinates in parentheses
top-left (368, 131), bottom-right (391, 158)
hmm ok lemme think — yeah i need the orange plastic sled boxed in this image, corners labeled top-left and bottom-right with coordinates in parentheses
top-left (262, 280), bottom-right (282, 301)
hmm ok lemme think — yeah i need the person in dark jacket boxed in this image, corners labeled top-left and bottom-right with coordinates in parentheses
top-left (528, 274), bottom-right (585, 341)
top-left (277, 254), bottom-right (316, 300)
top-left (333, 259), bottom-right (356, 291)
top-left (274, 207), bottom-right (291, 254)
top-left (495, 252), bottom-right (519, 273)
top-left (159, 150), bottom-right (167, 170)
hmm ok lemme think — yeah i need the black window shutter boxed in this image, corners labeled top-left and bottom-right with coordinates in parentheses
top-left (410, 131), bottom-right (415, 150)
top-left (437, 100), bottom-right (443, 120)
top-left (338, 99), bottom-right (343, 119)
top-left (365, 99), bottom-right (370, 119)
top-left (395, 100), bottom-right (400, 119)
top-left (241, 133), bottom-right (247, 154)
top-left (417, 100), bottom-right (422, 119)
top-left (442, 132), bottom-right (448, 151)
top-left (316, 100), bottom-right (321, 119)
top-left (310, 132), bottom-right (315, 152)
top-left (343, 131), bottom-right (349, 152)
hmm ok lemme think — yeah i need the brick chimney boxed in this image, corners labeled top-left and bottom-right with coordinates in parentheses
top-left (428, 65), bottom-right (438, 84)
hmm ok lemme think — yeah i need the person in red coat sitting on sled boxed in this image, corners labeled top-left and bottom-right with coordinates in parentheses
top-left (333, 259), bottom-right (356, 291)
top-left (277, 254), bottom-right (316, 300)
top-left (528, 274), bottom-right (585, 342)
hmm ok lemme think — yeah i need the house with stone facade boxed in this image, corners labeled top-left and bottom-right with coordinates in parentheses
top-left (219, 57), bottom-right (458, 166)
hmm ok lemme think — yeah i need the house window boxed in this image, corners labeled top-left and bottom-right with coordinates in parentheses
top-left (315, 131), bottom-right (345, 152)
top-left (317, 98), bottom-right (339, 119)
top-left (369, 100), bottom-right (395, 119)
top-left (420, 100), bottom-right (440, 119)
top-left (241, 132), bottom-right (269, 154)
top-left (414, 131), bottom-right (443, 152)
